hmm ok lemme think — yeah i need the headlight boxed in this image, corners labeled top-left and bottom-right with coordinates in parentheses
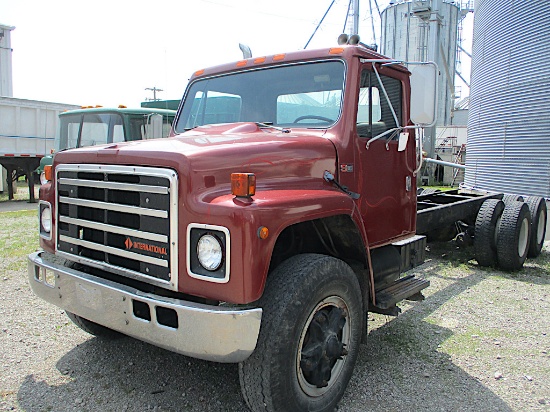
top-left (188, 225), bottom-right (230, 283)
top-left (197, 234), bottom-right (223, 271)
top-left (39, 171), bottom-right (48, 185)
top-left (41, 207), bottom-right (51, 232)
top-left (38, 201), bottom-right (52, 239)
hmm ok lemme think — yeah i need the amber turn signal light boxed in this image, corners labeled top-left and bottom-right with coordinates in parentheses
top-left (231, 173), bottom-right (256, 197)
top-left (258, 226), bottom-right (269, 239)
top-left (44, 165), bottom-right (53, 182)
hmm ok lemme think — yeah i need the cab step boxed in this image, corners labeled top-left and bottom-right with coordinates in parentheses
top-left (371, 275), bottom-right (430, 314)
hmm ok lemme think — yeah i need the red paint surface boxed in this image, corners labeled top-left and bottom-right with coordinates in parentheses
top-left (40, 45), bottom-right (416, 304)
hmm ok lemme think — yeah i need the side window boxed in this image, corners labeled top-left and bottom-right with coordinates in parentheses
top-left (67, 122), bottom-right (80, 148)
top-left (357, 87), bottom-right (381, 123)
top-left (356, 69), bottom-right (402, 138)
top-left (162, 117), bottom-right (173, 137)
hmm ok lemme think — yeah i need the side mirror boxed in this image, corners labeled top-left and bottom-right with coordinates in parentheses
top-left (146, 114), bottom-right (164, 139)
top-left (410, 63), bottom-right (438, 126)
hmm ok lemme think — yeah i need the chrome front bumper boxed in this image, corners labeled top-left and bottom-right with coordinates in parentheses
top-left (28, 251), bottom-right (262, 363)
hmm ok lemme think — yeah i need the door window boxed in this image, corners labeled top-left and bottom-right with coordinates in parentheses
top-left (356, 69), bottom-right (402, 139)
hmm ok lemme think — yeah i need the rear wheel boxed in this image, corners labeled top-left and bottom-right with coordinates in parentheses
top-left (502, 194), bottom-right (524, 204)
top-left (496, 201), bottom-right (531, 271)
top-left (474, 199), bottom-right (505, 267)
top-left (66, 312), bottom-right (122, 339)
top-left (524, 196), bottom-right (547, 258)
top-left (239, 254), bottom-right (363, 412)
top-left (420, 188), bottom-right (440, 195)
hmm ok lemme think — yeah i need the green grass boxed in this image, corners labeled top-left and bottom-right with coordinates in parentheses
top-left (419, 185), bottom-right (456, 192)
top-left (0, 209), bottom-right (39, 271)
top-left (438, 326), bottom-right (515, 356)
top-left (0, 180), bottom-right (39, 202)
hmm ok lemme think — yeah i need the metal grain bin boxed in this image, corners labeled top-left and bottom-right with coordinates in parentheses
top-left (381, 1), bottom-right (460, 126)
top-left (465, 0), bottom-right (550, 198)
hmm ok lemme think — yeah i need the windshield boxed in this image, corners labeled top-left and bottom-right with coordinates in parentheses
top-left (79, 113), bottom-right (124, 147)
top-left (56, 114), bottom-right (82, 151)
top-left (175, 60), bottom-right (345, 133)
top-left (56, 112), bottom-right (175, 151)
top-left (56, 113), bottom-right (125, 150)
top-left (127, 114), bottom-right (174, 140)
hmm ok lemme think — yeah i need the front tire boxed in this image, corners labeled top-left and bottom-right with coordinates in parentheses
top-left (66, 311), bottom-right (122, 339)
top-left (239, 254), bottom-right (363, 412)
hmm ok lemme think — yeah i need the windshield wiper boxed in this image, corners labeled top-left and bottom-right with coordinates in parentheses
top-left (256, 122), bottom-right (291, 134)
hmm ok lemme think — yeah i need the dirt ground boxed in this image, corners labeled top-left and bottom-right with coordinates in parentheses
top-left (0, 210), bottom-right (549, 411)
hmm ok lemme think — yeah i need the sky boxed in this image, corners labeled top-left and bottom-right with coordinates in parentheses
top-left (0, 0), bottom-right (473, 108)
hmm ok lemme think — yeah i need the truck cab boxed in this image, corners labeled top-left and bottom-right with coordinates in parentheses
top-left (37, 106), bottom-right (176, 182)
top-left (29, 44), bottom-right (437, 412)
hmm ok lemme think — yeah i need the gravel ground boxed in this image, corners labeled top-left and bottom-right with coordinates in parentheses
top-left (1, 210), bottom-right (549, 411)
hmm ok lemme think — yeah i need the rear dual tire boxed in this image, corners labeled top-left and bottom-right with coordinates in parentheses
top-left (524, 196), bottom-right (547, 258)
top-left (474, 199), bottom-right (505, 267)
top-left (475, 199), bottom-right (534, 271)
top-left (496, 201), bottom-right (531, 271)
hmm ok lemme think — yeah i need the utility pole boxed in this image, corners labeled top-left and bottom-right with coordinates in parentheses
top-left (145, 87), bottom-right (163, 101)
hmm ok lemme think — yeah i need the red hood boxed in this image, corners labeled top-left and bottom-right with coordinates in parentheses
top-left (53, 122), bottom-right (338, 194)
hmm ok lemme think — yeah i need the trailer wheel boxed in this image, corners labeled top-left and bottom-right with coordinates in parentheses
top-left (239, 254), bottom-right (363, 412)
top-left (474, 199), bottom-right (505, 267)
top-left (502, 194), bottom-right (524, 204)
top-left (66, 312), bottom-right (122, 339)
top-left (496, 201), bottom-right (531, 271)
top-left (524, 196), bottom-right (547, 258)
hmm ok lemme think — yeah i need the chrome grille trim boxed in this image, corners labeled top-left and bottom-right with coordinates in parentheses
top-left (59, 216), bottom-right (168, 243)
top-left (55, 164), bottom-right (178, 291)
top-left (58, 178), bottom-right (169, 194)
top-left (59, 196), bottom-right (169, 218)
top-left (59, 235), bottom-right (169, 267)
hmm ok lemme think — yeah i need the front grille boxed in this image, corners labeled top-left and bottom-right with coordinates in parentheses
top-left (55, 164), bottom-right (178, 290)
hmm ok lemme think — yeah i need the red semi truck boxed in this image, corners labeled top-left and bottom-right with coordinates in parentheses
top-left (28, 42), bottom-right (546, 412)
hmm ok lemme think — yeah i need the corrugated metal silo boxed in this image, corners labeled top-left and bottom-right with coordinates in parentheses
top-left (381, 1), bottom-right (460, 127)
top-left (465, 0), bottom-right (550, 198)
top-left (0, 24), bottom-right (15, 97)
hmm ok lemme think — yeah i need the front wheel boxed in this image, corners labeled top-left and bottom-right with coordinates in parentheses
top-left (66, 311), bottom-right (122, 339)
top-left (239, 254), bottom-right (363, 412)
